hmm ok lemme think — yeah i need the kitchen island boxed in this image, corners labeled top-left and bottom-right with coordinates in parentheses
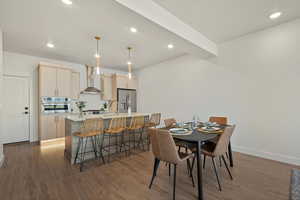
top-left (64, 112), bottom-right (150, 164)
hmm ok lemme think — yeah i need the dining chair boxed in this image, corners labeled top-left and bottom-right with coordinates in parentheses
top-left (74, 118), bottom-right (105, 172)
top-left (148, 128), bottom-right (195, 200)
top-left (164, 118), bottom-right (177, 128)
top-left (209, 116), bottom-right (228, 125)
top-left (103, 117), bottom-right (127, 162)
top-left (197, 125), bottom-right (236, 191)
top-left (209, 116), bottom-right (231, 165)
top-left (145, 113), bottom-right (161, 128)
top-left (127, 116), bottom-right (146, 152)
top-left (145, 113), bottom-right (161, 150)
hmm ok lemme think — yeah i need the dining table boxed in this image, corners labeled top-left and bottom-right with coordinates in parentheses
top-left (166, 124), bottom-right (234, 200)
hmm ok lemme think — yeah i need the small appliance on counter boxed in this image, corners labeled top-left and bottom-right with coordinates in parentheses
top-left (41, 97), bottom-right (71, 114)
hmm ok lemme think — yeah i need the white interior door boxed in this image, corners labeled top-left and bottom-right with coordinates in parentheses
top-left (2, 76), bottom-right (30, 144)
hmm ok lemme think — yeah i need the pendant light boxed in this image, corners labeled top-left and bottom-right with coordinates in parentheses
top-left (127, 47), bottom-right (132, 79)
top-left (95, 36), bottom-right (101, 75)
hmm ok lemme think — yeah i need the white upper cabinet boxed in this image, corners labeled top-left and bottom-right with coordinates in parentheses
top-left (39, 66), bottom-right (57, 97)
top-left (57, 68), bottom-right (72, 97)
top-left (71, 72), bottom-right (80, 99)
top-left (39, 64), bottom-right (72, 98)
top-left (101, 74), bottom-right (113, 100)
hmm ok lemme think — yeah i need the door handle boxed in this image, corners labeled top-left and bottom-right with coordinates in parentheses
top-left (25, 107), bottom-right (29, 110)
top-left (24, 112), bottom-right (29, 114)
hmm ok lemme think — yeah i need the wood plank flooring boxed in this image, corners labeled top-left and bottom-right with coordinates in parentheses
top-left (0, 142), bottom-right (299, 200)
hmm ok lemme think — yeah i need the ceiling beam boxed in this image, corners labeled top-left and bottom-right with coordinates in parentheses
top-left (114, 0), bottom-right (218, 57)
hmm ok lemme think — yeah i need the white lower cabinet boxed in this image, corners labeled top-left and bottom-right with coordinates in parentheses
top-left (40, 115), bottom-right (65, 140)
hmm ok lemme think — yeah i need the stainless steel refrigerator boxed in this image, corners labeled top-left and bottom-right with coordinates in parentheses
top-left (117, 89), bottom-right (137, 113)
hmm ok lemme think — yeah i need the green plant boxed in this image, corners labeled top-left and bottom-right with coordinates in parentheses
top-left (76, 101), bottom-right (86, 112)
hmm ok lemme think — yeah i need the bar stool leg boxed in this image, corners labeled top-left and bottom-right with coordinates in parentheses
top-left (100, 135), bottom-right (106, 164)
top-left (80, 137), bottom-right (88, 172)
top-left (91, 136), bottom-right (98, 159)
top-left (74, 137), bottom-right (82, 164)
top-left (108, 134), bottom-right (111, 163)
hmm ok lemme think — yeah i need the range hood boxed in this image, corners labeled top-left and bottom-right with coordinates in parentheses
top-left (80, 65), bottom-right (101, 95)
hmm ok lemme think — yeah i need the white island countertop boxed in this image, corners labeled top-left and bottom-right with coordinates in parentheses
top-left (65, 112), bottom-right (150, 122)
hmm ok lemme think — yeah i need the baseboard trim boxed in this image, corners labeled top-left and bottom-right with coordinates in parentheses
top-left (233, 145), bottom-right (300, 166)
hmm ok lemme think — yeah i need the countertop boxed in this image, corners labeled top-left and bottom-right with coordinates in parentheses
top-left (65, 112), bottom-right (150, 122)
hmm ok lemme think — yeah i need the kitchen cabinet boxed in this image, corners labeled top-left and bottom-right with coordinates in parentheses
top-left (56, 116), bottom-right (65, 138)
top-left (71, 72), bottom-right (80, 99)
top-left (112, 74), bottom-right (138, 90)
top-left (39, 64), bottom-right (72, 98)
top-left (40, 115), bottom-right (57, 140)
top-left (57, 68), bottom-right (72, 97)
top-left (39, 115), bottom-right (65, 140)
top-left (101, 74), bottom-right (113, 100)
top-left (39, 66), bottom-right (57, 97)
top-left (128, 77), bottom-right (138, 90)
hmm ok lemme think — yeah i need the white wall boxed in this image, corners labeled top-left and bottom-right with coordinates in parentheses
top-left (137, 19), bottom-right (300, 165)
top-left (3, 51), bottom-right (127, 142)
top-left (0, 29), bottom-right (4, 166)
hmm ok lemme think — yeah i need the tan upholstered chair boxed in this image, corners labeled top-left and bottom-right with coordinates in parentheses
top-left (209, 116), bottom-right (228, 125)
top-left (148, 128), bottom-right (194, 200)
top-left (145, 113), bottom-right (161, 128)
top-left (164, 118), bottom-right (177, 128)
top-left (201, 125), bottom-right (235, 191)
top-left (74, 118), bottom-right (105, 171)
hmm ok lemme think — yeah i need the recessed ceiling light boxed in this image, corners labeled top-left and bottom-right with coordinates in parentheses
top-left (168, 44), bottom-right (174, 49)
top-left (130, 27), bottom-right (137, 33)
top-left (47, 42), bottom-right (55, 48)
top-left (62, 0), bottom-right (72, 5)
top-left (269, 12), bottom-right (281, 20)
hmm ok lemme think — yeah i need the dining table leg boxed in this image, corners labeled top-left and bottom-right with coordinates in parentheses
top-left (196, 141), bottom-right (204, 200)
top-left (228, 141), bottom-right (233, 167)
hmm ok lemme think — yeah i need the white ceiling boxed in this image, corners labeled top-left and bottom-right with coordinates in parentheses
top-left (153, 0), bottom-right (300, 43)
top-left (1, 0), bottom-right (300, 70)
top-left (0, 0), bottom-right (211, 70)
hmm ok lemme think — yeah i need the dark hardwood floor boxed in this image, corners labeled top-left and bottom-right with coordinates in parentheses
top-left (0, 142), bottom-right (298, 200)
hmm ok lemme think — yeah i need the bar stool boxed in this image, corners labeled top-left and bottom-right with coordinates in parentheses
top-left (103, 117), bottom-right (127, 162)
top-left (74, 118), bottom-right (104, 172)
top-left (127, 116), bottom-right (146, 152)
top-left (145, 113), bottom-right (161, 150)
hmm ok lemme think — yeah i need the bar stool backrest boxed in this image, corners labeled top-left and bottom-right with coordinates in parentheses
top-left (129, 116), bottom-right (145, 129)
top-left (109, 117), bottom-right (127, 130)
top-left (150, 113), bottom-right (161, 126)
top-left (80, 118), bottom-right (104, 135)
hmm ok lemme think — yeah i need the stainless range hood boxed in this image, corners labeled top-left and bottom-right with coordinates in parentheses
top-left (80, 65), bottom-right (101, 95)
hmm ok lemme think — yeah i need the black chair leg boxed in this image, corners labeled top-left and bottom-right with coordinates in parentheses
top-left (222, 155), bottom-right (233, 180)
top-left (187, 159), bottom-right (195, 187)
top-left (169, 163), bottom-right (171, 176)
top-left (173, 164), bottom-right (177, 200)
top-left (203, 155), bottom-right (206, 169)
top-left (149, 158), bottom-right (160, 189)
top-left (211, 157), bottom-right (222, 191)
top-left (191, 156), bottom-right (195, 171)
